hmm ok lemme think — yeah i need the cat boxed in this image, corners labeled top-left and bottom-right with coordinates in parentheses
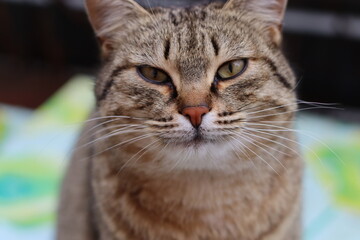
top-left (57, 0), bottom-right (303, 239)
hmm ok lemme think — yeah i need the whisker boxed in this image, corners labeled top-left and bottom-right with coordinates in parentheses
top-left (243, 122), bottom-right (344, 165)
top-left (84, 118), bottom-right (132, 135)
top-left (237, 102), bottom-right (259, 112)
top-left (84, 133), bottom-right (160, 162)
top-left (234, 99), bottom-right (341, 121)
top-left (242, 127), bottom-right (325, 167)
top-left (118, 139), bottom-right (162, 173)
top-left (74, 115), bottom-right (147, 125)
top-left (75, 127), bottom-right (147, 151)
top-left (168, 147), bottom-right (189, 172)
top-left (291, 76), bottom-right (303, 92)
top-left (228, 138), bottom-right (259, 172)
top-left (245, 102), bottom-right (299, 116)
top-left (235, 132), bottom-right (286, 169)
top-left (248, 124), bottom-right (344, 165)
top-left (245, 106), bottom-right (340, 120)
top-left (240, 128), bottom-right (300, 157)
top-left (227, 133), bottom-right (279, 175)
top-left (244, 129), bottom-right (292, 132)
top-left (254, 120), bottom-right (294, 123)
top-left (90, 124), bottom-right (146, 139)
top-left (244, 122), bottom-right (295, 131)
top-left (231, 129), bottom-right (292, 157)
top-left (76, 123), bottom-right (145, 147)
top-left (170, 138), bottom-right (198, 172)
top-left (243, 100), bottom-right (342, 120)
top-left (296, 99), bottom-right (341, 107)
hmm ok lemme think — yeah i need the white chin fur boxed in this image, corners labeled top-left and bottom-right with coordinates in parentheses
top-left (156, 113), bottom-right (250, 171)
top-left (159, 141), bottom-right (235, 171)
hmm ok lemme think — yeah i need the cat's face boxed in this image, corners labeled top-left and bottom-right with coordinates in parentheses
top-left (87, 0), bottom-right (297, 171)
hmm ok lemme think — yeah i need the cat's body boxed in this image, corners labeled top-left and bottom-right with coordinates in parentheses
top-left (57, 0), bottom-right (303, 239)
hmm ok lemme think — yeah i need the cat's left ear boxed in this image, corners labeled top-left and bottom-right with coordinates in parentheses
top-left (85, 0), bottom-right (150, 58)
top-left (223, 0), bottom-right (287, 46)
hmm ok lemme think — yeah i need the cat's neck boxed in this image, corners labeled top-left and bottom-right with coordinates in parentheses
top-left (94, 138), bottom-right (296, 208)
top-left (92, 150), bottom-right (301, 239)
top-left (98, 161), bottom-right (278, 208)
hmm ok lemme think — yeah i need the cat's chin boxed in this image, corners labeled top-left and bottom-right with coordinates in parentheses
top-left (162, 132), bottom-right (227, 149)
top-left (185, 131), bottom-right (218, 144)
top-left (154, 136), bottom-right (241, 172)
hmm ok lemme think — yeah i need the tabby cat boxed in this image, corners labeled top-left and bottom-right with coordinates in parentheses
top-left (57, 0), bottom-right (303, 239)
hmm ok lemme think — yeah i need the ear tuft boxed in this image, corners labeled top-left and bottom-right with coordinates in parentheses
top-left (85, 0), bottom-right (149, 57)
top-left (223, 0), bottom-right (288, 46)
top-left (247, 0), bottom-right (287, 28)
top-left (224, 0), bottom-right (287, 26)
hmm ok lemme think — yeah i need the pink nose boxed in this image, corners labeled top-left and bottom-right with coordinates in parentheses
top-left (182, 106), bottom-right (210, 128)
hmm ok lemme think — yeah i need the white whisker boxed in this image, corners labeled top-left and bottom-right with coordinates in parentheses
top-left (228, 139), bottom-right (260, 173)
top-left (74, 115), bottom-right (147, 125)
top-left (243, 122), bottom-right (344, 165)
top-left (75, 127), bottom-right (146, 151)
top-left (118, 139), bottom-right (162, 173)
top-left (245, 106), bottom-right (338, 120)
top-left (245, 102), bottom-right (299, 116)
top-left (227, 134), bottom-right (279, 175)
top-left (236, 132), bottom-right (286, 169)
top-left (90, 124), bottom-right (146, 139)
top-left (87, 133), bottom-right (159, 161)
top-left (232, 129), bottom-right (291, 157)
top-left (242, 127), bottom-right (325, 167)
top-left (240, 129), bottom-right (300, 157)
top-left (84, 118), bottom-right (132, 135)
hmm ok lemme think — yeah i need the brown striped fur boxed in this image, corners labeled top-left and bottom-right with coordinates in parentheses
top-left (57, 0), bottom-right (303, 239)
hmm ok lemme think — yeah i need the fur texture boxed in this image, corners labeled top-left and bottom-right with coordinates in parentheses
top-left (57, 0), bottom-right (303, 239)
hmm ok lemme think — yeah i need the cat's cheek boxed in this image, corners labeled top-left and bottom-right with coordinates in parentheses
top-left (158, 85), bottom-right (175, 98)
top-left (214, 81), bottom-right (228, 91)
top-left (214, 79), bottom-right (247, 94)
top-left (140, 82), bottom-right (175, 100)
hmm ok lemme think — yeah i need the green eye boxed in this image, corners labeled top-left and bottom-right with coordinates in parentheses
top-left (216, 59), bottom-right (247, 80)
top-left (137, 66), bottom-right (170, 84)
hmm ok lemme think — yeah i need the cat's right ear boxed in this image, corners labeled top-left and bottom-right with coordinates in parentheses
top-left (85, 0), bottom-right (149, 58)
top-left (223, 0), bottom-right (288, 46)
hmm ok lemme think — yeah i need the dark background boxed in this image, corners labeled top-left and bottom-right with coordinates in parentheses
top-left (0, 0), bottom-right (359, 113)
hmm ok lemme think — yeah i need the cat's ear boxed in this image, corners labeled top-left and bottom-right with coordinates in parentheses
top-left (223, 0), bottom-right (287, 46)
top-left (85, 0), bottom-right (149, 57)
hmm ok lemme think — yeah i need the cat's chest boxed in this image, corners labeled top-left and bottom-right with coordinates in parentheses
top-left (92, 164), bottom-right (298, 240)
top-left (98, 191), bottom-right (256, 240)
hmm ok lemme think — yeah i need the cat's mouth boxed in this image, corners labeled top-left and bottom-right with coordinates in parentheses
top-left (178, 138), bottom-right (219, 150)
top-left (189, 131), bottom-right (210, 145)
top-left (160, 128), bottom-right (227, 148)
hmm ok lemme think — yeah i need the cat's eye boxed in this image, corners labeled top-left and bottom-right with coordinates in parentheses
top-left (137, 66), bottom-right (170, 84)
top-left (216, 59), bottom-right (247, 80)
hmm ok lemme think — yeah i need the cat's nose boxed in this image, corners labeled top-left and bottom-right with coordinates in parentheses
top-left (181, 106), bottom-right (209, 128)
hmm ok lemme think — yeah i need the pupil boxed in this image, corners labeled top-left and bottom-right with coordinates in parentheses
top-left (152, 69), bottom-right (158, 79)
top-left (228, 63), bottom-right (233, 73)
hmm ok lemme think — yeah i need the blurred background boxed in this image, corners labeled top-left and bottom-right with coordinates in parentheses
top-left (0, 0), bottom-right (359, 240)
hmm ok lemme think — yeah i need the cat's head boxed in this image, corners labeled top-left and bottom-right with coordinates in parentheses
top-left (86, 0), bottom-right (297, 172)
